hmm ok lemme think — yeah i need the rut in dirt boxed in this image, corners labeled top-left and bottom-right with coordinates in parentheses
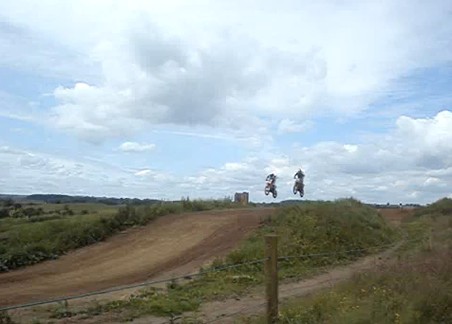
top-left (0, 208), bottom-right (274, 307)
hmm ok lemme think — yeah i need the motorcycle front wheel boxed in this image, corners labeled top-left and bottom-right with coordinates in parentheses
top-left (272, 189), bottom-right (277, 198)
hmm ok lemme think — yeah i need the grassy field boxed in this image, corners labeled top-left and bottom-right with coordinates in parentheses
top-left (0, 198), bottom-right (239, 271)
top-left (246, 198), bottom-right (452, 324)
top-left (50, 198), bottom-right (399, 321)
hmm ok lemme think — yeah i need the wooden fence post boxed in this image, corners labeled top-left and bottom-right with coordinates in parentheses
top-left (265, 234), bottom-right (278, 323)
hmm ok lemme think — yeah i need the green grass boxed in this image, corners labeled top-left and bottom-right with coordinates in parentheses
top-left (270, 250), bottom-right (450, 324)
top-left (0, 198), bottom-right (239, 271)
top-left (414, 197), bottom-right (452, 217)
top-left (0, 204), bottom-right (119, 271)
top-left (225, 198), bottom-right (397, 280)
top-left (246, 198), bottom-right (452, 324)
top-left (67, 198), bottom-right (397, 321)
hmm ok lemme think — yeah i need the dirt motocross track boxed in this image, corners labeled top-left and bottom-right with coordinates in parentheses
top-left (0, 208), bottom-right (274, 307)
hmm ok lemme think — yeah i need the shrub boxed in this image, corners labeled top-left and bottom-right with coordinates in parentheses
top-left (1, 199), bottom-right (13, 208)
top-left (0, 208), bottom-right (9, 218)
top-left (0, 310), bottom-right (15, 324)
top-left (415, 197), bottom-right (452, 217)
top-left (0, 200), bottom-right (240, 271)
top-left (82, 199), bottom-right (397, 320)
top-left (263, 207), bottom-right (452, 324)
top-left (224, 199), bottom-right (397, 275)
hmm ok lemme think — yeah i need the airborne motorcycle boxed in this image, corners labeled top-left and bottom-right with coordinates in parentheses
top-left (293, 180), bottom-right (304, 197)
top-left (264, 181), bottom-right (278, 198)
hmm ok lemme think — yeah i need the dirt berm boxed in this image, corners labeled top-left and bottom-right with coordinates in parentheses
top-left (0, 208), bottom-right (274, 307)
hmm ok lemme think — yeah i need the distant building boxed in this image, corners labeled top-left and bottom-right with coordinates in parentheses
top-left (234, 192), bottom-right (249, 205)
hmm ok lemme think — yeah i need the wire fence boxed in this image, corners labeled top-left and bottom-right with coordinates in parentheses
top-left (0, 257), bottom-right (268, 312)
top-left (165, 258), bottom-right (428, 324)
top-left (204, 301), bottom-right (267, 323)
top-left (278, 241), bottom-right (401, 262)
top-left (1, 237), bottom-right (425, 323)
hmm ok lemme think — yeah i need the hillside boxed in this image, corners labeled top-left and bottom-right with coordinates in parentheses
top-left (1, 198), bottom-right (398, 323)
top-left (24, 194), bottom-right (161, 205)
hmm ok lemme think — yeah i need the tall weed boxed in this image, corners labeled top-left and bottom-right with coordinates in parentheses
top-left (0, 199), bottom-right (238, 271)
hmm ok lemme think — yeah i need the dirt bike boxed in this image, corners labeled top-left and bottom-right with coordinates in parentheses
top-left (264, 181), bottom-right (278, 198)
top-left (293, 180), bottom-right (304, 197)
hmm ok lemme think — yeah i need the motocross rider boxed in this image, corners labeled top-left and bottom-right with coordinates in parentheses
top-left (294, 168), bottom-right (305, 192)
top-left (266, 173), bottom-right (277, 189)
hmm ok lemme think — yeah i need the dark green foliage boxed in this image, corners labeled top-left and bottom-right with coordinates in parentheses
top-left (61, 205), bottom-right (74, 216)
top-left (225, 199), bottom-right (397, 277)
top-left (25, 194), bottom-right (161, 205)
top-left (49, 301), bottom-right (74, 319)
top-left (21, 207), bottom-right (45, 217)
top-left (270, 248), bottom-right (451, 324)
top-left (415, 197), bottom-right (452, 217)
top-left (1, 199), bottom-right (14, 208)
top-left (254, 201), bottom-right (452, 324)
top-left (0, 209), bottom-right (9, 219)
top-left (79, 199), bottom-right (397, 320)
top-left (0, 199), bottom-right (240, 271)
top-left (0, 311), bottom-right (15, 324)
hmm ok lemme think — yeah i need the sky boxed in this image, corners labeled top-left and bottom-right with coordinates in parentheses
top-left (0, 0), bottom-right (451, 204)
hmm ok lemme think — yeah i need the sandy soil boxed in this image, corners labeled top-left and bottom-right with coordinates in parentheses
top-left (378, 207), bottom-right (414, 226)
top-left (1, 207), bottom-right (409, 323)
top-left (0, 208), bottom-right (274, 307)
top-left (193, 243), bottom-right (400, 323)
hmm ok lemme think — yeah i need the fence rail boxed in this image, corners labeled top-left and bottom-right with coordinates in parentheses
top-left (0, 257), bottom-right (268, 312)
top-left (1, 237), bottom-right (425, 323)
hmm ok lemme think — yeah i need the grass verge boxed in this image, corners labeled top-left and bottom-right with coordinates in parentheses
top-left (245, 198), bottom-right (451, 324)
top-left (0, 198), bottom-right (238, 271)
top-left (55, 199), bottom-right (399, 322)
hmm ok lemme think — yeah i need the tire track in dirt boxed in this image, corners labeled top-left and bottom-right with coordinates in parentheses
top-left (183, 243), bottom-right (402, 323)
top-left (46, 243), bottom-right (402, 324)
top-left (0, 208), bottom-right (274, 307)
top-left (378, 208), bottom-right (414, 226)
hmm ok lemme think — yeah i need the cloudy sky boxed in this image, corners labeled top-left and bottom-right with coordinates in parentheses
top-left (1, 0), bottom-right (451, 204)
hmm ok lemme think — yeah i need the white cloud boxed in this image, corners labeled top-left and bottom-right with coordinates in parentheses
top-left (224, 162), bottom-right (249, 172)
top-left (0, 147), bottom-right (123, 195)
top-left (1, 1), bottom-right (451, 205)
top-left (119, 142), bottom-right (156, 153)
top-left (1, 1), bottom-right (450, 141)
top-left (1, 111), bottom-right (451, 203)
top-left (176, 111), bottom-right (452, 203)
top-left (133, 168), bottom-right (174, 183)
top-left (343, 145), bottom-right (358, 153)
top-left (394, 111), bottom-right (452, 168)
top-left (0, 146), bottom-right (177, 199)
top-left (278, 119), bottom-right (314, 134)
top-left (134, 169), bottom-right (153, 177)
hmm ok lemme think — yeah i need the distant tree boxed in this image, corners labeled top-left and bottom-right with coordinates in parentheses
top-left (11, 209), bottom-right (24, 218)
top-left (2, 199), bottom-right (13, 207)
top-left (13, 203), bottom-right (22, 210)
top-left (62, 205), bottom-right (74, 216)
top-left (0, 208), bottom-right (10, 218)
top-left (22, 208), bottom-right (37, 217)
